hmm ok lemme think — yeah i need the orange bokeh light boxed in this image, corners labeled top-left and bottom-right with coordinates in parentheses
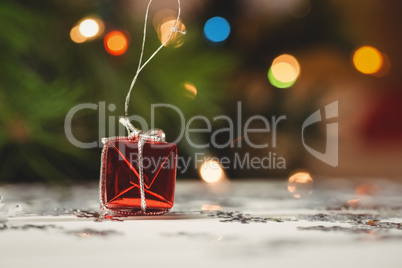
top-left (70, 26), bottom-right (87, 43)
top-left (104, 31), bottom-right (128, 56)
top-left (353, 46), bottom-right (383, 75)
top-left (157, 18), bottom-right (186, 47)
top-left (355, 183), bottom-right (380, 196)
top-left (287, 171), bottom-right (314, 198)
top-left (271, 54), bottom-right (300, 83)
top-left (184, 82), bottom-right (197, 99)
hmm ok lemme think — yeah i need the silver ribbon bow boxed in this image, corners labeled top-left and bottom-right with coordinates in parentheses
top-left (119, 117), bottom-right (166, 212)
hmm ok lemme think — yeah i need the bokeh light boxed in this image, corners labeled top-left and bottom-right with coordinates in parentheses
top-left (153, 9), bottom-right (177, 28)
top-left (268, 54), bottom-right (300, 88)
top-left (71, 17), bottom-right (104, 43)
top-left (353, 46), bottom-right (383, 75)
top-left (157, 18), bottom-right (186, 47)
top-left (104, 31), bottom-right (128, 56)
top-left (184, 82), bottom-right (197, 99)
top-left (268, 68), bottom-right (296, 88)
top-left (199, 159), bottom-right (225, 184)
top-left (272, 54), bottom-right (300, 82)
top-left (201, 204), bottom-right (222, 211)
top-left (355, 183), bottom-right (380, 196)
top-left (287, 171), bottom-right (313, 198)
top-left (79, 19), bottom-right (100, 38)
top-left (204, 17), bottom-right (231, 43)
top-left (70, 26), bottom-right (87, 43)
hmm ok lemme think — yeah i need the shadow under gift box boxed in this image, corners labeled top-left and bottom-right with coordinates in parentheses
top-left (100, 137), bottom-right (177, 213)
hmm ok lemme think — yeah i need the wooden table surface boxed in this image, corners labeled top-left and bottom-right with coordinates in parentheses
top-left (1, 179), bottom-right (402, 268)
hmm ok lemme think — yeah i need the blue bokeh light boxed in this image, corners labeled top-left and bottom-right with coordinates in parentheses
top-left (203, 17), bottom-right (231, 43)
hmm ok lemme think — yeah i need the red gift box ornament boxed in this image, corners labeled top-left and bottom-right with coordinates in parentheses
top-left (100, 118), bottom-right (177, 215)
top-left (98, 0), bottom-right (184, 216)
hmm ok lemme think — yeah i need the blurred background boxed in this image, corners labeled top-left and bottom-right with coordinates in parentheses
top-left (0, 0), bottom-right (401, 184)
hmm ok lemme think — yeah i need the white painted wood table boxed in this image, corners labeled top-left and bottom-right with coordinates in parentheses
top-left (1, 179), bottom-right (402, 268)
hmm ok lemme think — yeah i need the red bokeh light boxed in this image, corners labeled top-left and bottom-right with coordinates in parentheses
top-left (104, 31), bottom-right (128, 56)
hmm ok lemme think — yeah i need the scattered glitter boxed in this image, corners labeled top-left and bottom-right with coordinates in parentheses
top-left (67, 228), bottom-right (122, 238)
top-left (73, 210), bottom-right (125, 222)
top-left (298, 213), bottom-right (380, 223)
top-left (298, 226), bottom-right (374, 234)
top-left (0, 224), bottom-right (59, 231)
top-left (207, 211), bottom-right (284, 224)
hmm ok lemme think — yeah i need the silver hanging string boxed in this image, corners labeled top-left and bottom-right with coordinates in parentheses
top-left (120, 0), bottom-right (185, 213)
top-left (124, 0), bottom-right (185, 119)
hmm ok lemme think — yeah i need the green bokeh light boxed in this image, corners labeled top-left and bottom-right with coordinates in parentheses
top-left (267, 67), bottom-right (296, 88)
